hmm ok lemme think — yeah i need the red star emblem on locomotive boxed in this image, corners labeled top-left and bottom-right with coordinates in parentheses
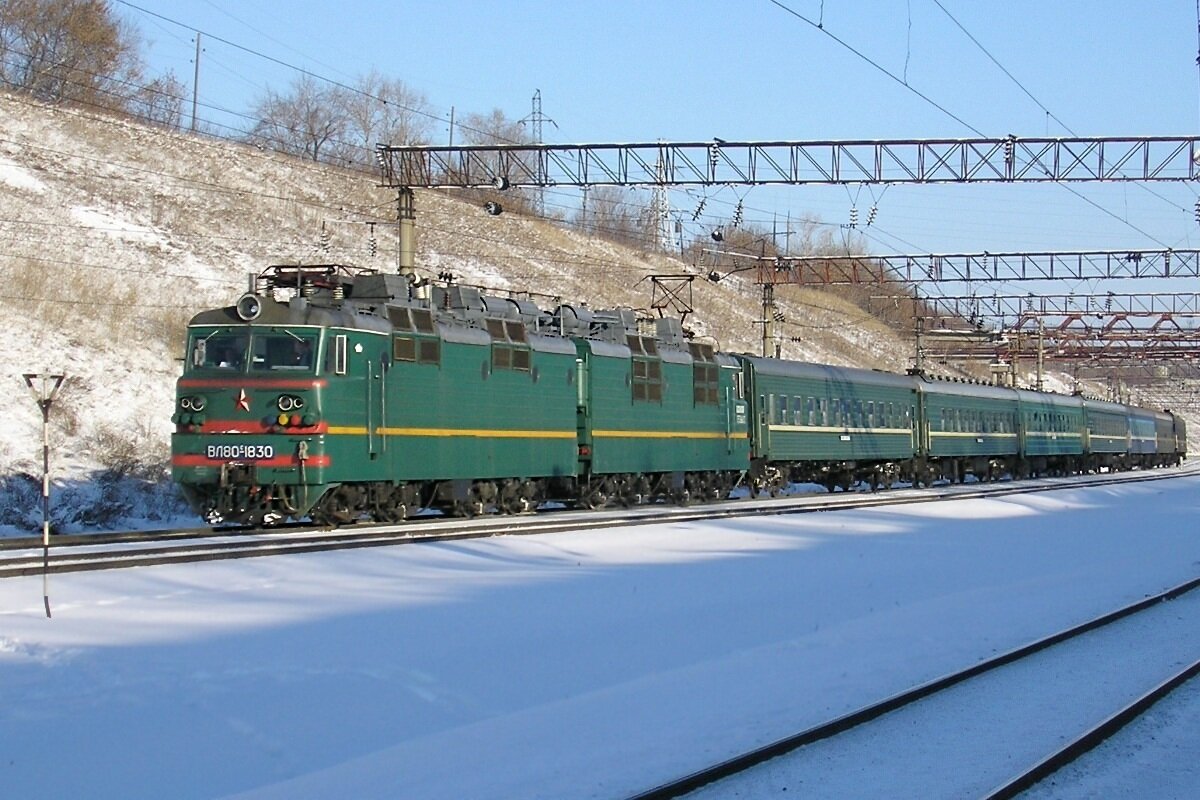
top-left (236, 388), bottom-right (250, 411)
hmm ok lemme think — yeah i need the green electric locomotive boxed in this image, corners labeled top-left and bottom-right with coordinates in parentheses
top-left (171, 265), bottom-right (751, 524)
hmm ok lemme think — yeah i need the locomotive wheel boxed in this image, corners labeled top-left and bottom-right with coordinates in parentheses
top-left (579, 477), bottom-right (612, 509)
top-left (312, 485), bottom-right (361, 526)
top-left (581, 489), bottom-right (608, 510)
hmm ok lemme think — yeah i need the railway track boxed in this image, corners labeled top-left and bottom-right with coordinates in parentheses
top-left (627, 576), bottom-right (1200, 800)
top-left (981, 656), bottom-right (1200, 800)
top-left (0, 466), bottom-right (1193, 578)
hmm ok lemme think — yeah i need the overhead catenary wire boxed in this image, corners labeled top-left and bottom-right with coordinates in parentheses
top-left (767, 0), bottom-right (1189, 253)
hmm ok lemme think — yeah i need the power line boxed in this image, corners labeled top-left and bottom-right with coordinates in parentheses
top-left (931, 0), bottom-right (1078, 136)
top-left (766, 0), bottom-right (1183, 250)
top-left (114, 0), bottom-right (516, 145)
top-left (766, 0), bottom-right (985, 135)
top-left (930, 0), bottom-right (1194, 226)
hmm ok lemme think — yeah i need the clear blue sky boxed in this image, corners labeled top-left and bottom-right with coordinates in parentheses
top-left (116, 0), bottom-right (1200, 273)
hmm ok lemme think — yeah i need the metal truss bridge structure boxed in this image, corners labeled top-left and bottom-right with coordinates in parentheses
top-left (377, 135), bottom-right (1200, 188)
top-left (754, 249), bottom-right (1200, 285)
top-left (909, 292), bottom-right (1200, 330)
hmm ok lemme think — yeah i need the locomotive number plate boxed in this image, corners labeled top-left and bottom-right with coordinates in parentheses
top-left (206, 444), bottom-right (275, 461)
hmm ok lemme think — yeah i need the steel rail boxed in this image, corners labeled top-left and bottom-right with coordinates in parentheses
top-left (624, 574), bottom-right (1200, 800)
top-left (980, 658), bottom-right (1200, 800)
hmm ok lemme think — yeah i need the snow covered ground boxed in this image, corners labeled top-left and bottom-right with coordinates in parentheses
top-left (1, 474), bottom-right (1198, 799)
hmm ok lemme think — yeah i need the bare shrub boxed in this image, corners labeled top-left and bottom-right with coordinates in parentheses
top-left (49, 375), bottom-right (90, 437)
top-left (0, 473), bottom-right (40, 530)
top-left (87, 419), bottom-right (165, 478)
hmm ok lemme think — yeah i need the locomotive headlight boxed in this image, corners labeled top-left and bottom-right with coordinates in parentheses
top-left (180, 395), bottom-right (207, 412)
top-left (277, 394), bottom-right (305, 412)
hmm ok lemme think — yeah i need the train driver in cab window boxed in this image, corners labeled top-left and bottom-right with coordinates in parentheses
top-left (290, 338), bottom-right (313, 367)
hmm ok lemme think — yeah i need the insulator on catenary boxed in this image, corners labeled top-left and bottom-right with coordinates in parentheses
top-left (848, 206), bottom-right (858, 228)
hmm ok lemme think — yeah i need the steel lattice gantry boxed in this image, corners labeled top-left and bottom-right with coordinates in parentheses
top-left (906, 292), bottom-right (1200, 325)
top-left (755, 249), bottom-right (1200, 285)
top-left (377, 136), bottom-right (1200, 188)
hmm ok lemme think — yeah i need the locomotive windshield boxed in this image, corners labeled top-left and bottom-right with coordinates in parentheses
top-left (191, 331), bottom-right (249, 370)
top-left (250, 332), bottom-right (317, 371)
top-left (189, 330), bottom-right (318, 373)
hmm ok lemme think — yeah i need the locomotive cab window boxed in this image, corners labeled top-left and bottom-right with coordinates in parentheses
top-left (250, 331), bottom-right (318, 371)
top-left (192, 330), bottom-right (317, 373)
top-left (190, 331), bottom-right (249, 371)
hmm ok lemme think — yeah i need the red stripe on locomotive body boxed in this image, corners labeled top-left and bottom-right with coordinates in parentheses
top-left (171, 454), bottom-right (332, 468)
top-left (194, 420), bottom-right (329, 434)
top-left (178, 378), bottom-right (328, 390)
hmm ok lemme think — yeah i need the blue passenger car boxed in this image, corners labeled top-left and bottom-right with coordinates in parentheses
top-left (1016, 389), bottom-right (1084, 476)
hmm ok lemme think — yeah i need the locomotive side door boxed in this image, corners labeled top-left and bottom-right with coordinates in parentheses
top-left (363, 347), bottom-right (386, 461)
top-left (575, 348), bottom-right (592, 475)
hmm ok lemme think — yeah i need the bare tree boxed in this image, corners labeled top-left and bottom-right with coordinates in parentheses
top-left (248, 74), bottom-right (346, 162)
top-left (576, 186), bottom-right (657, 250)
top-left (459, 107), bottom-right (528, 146)
top-left (338, 69), bottom-right (433, 155)
top-left (128, 70), bottom-right (185, 128)
top-left (0, 0), bottom-right (144, 108)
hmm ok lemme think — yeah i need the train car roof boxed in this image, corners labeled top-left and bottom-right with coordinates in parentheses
top-left (577, 338), bottom-right (632, 359)
top-left (738, 356), bottom-right (917, 390)
top-left (917, 377), bottom-right (1020, 402)
top-left (1014, 388), bottom-right (1084, 408)
top-left (527, 333), bottom-right (578, 356)
top-left (1081, 397), bottom-right (1130, 415)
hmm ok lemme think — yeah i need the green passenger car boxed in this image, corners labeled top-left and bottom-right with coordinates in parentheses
top-left (1127, 407), bottom-right (1158, 464)
top-left (916, 377), bottom-right (1020, 482)
top-left (740, 357), bottom-right (918, 492)
top-left (1015, 389), bottom-right (1084, 475)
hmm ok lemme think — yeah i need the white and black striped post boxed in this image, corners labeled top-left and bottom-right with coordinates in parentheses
top-left (22, 373), bottom-right (65, 619)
